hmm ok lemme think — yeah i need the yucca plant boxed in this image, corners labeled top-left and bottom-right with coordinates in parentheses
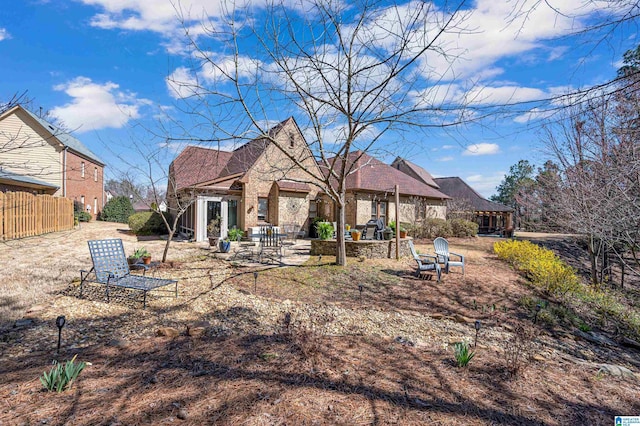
top-left (40, 355), bottom-right (86, 392)
top-left (453, 342), bottom-right (475, 367)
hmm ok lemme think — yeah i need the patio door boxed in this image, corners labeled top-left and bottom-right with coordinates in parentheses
top-left (196, 196), bottom-right (228, 242)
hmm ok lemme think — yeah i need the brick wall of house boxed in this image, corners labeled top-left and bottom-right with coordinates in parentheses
top-left (65, 151), bottom-right (104, 219)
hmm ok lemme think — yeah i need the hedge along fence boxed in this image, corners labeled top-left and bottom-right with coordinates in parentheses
top-left (0, 192), bottom-right (74, 240)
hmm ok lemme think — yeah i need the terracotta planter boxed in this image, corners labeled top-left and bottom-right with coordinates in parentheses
top-left (399, 230), bottom-right (407, 238)
top-left (208, 237), bottom-right (219, 247)
top-left (142, 256), bottom-right (152, 265)
top-left (351, 231), bottom-right (361, 241)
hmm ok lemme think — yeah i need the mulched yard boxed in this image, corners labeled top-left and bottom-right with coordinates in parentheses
top-left (0, 223), bottom-right (639, 425)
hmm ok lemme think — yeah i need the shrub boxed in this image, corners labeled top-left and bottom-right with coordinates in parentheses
top-left (449, 218), bottom-right (478, 237)
top-left (316, 222), bottom-right (334, 240)
top-left (75, 211), bottom-right (91, 222)
top-left (494, 239), bottom-right (580, 296)
top-left (503, 325), bottom-right (534, 377)
top-left (227, 227), bottom-right (244, 242)
top-left (128, 211), bottom-right (171, 235)
top-left (100, 196), bottom-right (134, 223)
top-left (405, 218), bottom-right (477, 239)
top-left (453, 341), bottom-right (475, 367)
top-left (40, 355), bottom-right (86, 393)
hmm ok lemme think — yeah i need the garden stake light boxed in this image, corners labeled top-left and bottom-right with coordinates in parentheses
top-left (474, 320), bottom-right (481, 348)
top-left (534, 304), bottom-right (541, 324)
top-left (358, 284), bottom-right (363, 300)
top-left (253, 271), bottom-right (258, 293)
top-left (55, 316), bottom-right (66, 354)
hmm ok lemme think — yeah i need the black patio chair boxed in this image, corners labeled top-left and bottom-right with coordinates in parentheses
top-left (80, 239), bottom-right (178, 308)
top-left (258, 226), bottom-right (283, 263)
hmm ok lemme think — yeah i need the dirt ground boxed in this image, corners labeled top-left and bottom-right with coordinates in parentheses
top-left (0, 223), bottom-right (639, 425)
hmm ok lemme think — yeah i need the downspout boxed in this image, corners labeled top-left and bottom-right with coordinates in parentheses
top-left (62, 147), bottom-right (68, 197)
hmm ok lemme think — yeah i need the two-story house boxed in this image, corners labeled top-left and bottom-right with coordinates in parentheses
top-left (0, 105), bottom-right (105, 219)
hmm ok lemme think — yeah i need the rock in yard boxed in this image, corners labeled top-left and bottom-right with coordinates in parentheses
top-left (598, 364), bottom-right (636, 379)
top-left (177, 409), bottom-right (188, 420)
top-left (14, 318), bottom-right (34, 328)
top-left (156, 327), bottom-right (180, 338)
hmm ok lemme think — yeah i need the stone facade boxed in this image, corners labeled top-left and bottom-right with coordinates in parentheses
top-left (310, 238), bottom-right (412, 259)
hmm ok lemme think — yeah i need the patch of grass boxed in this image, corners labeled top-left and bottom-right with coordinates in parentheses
top-left (453, 342), bottom-right (475, 367)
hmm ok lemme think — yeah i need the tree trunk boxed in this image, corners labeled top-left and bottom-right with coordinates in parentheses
top-left (335, 197), bottom-right (347, 266)
top-left (162, 230), bottom-right (174, 263)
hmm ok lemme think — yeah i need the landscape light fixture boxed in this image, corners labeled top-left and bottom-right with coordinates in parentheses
top-left (474, 320), bottom-right (481, 348)
top-left (55, 315), bottom-right (66, 354)
top-left (253, 271), bottom-right (258, 293)
top-left (358, 284), bottom-right (363, 299)
top-left (534, 303), bottom-right (542, 324)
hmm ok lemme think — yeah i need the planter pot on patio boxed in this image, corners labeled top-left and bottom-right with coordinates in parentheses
top-left (351, 231), bottom-right (361, 241)
top-left (219, 240), bottom-right (231, 253)
top-left (209, 237), bottom-right (219, 247)
top-left (142, 255), bottom-right (152, 265)
top-left (399, 230), bottom-right (407, 238)
top-left (383, 230), bottom-right (393, 240)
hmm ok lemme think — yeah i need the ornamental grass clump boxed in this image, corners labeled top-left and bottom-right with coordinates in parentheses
top-left (40, 355), bottom-right (86, 393)
top-left (453, 341), bottom-right (475, 367)
top-left (494, 240), bottom-right (580, 296)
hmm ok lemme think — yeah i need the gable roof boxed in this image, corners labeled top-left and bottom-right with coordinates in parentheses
top-left (0, 105), bottom-right (105, 166)
top-left (324, 151), bottom-right (449, 199)
top-left (390, 157), bottom-right (440, 189)
top-left (433, 177), bottom-right (513, 212)
top-left (170, 117), bottom-right (297, 191)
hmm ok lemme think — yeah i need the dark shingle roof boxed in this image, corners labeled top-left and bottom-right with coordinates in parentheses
top-left (434, 177), bottom-right (513, 212)
top-left (170, 146), bottom-right (234, 191)
top-left (390, 157), bottom-right (440, 189)
top-left (324, 151), bottom-right (449, 199)
top-left (170, 117), bottom-right (294, 191)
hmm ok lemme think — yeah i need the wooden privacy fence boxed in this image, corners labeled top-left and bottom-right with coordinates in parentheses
top-left (0, 192), bottom-right (74, 240)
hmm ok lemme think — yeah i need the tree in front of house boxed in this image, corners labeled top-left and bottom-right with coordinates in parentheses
top-left (167, 0), bottom-right (476, 266)
top-left (100, 195), bottom-right (135, 223)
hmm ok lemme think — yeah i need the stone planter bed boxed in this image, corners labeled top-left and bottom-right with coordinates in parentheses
top-left (310, 237), bottom-right (411, 258)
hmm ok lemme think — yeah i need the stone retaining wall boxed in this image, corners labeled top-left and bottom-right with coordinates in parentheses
top-left (310, 238), bottom-right (411, 259)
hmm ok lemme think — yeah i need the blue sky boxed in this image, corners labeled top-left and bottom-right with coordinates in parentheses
top-left (0, 1), bottom-right (636, 197)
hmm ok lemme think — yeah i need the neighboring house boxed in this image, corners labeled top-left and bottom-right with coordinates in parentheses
top-left (433, 176), bottom-right (513, 234)
top-left (0, 105), bottom-right (105, 219)
top-left (132, 199), bottom-right (167, 212)
top-left (321, 152), bottom-right (449, 227)
top-left (168, 117), bottom-right (323, 242)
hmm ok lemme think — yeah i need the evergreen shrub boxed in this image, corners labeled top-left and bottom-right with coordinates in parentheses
top-left (100, 196), bottom-right (135, 223)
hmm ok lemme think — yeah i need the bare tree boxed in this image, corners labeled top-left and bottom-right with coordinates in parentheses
top-left (167, 0), bottom-right (475, 265)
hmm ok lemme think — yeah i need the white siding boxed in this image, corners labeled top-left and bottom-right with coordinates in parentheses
top-left (0, 111), bottom-right (63, 194)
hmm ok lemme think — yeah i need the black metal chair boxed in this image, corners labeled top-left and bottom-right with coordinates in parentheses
top-left (258, 226), bottom-right (283, 263)
top-left (80, 239), bottom-right (178, 308)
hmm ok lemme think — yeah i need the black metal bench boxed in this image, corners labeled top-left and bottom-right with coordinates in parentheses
top-left (80, 239), bottom-right (178, 308)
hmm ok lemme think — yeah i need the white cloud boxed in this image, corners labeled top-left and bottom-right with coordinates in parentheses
top-left (0, 28), bottom-right (10, 41)
top-left (50, 77), bottom-right (151, 132)
top-left (462, 143), bottom-right (500, 156)
top-left (166, 67), bottom-right (199, 99)
top-left (466, 172), bottom-right (505, 198)
top-left (437, 156), bottom-right (454, 162)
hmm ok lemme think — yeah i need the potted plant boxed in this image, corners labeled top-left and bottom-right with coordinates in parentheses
top-left (317, 221), bottom-right (334, 240)
top-left (345, 223), bottom-right (351, 231)
top-left (351, 229), bottom-right (361, 241)
top-left (219, 237), bottom-right (231, 253)
top-left (128, 247), bottom-right (149, 265)
top-left (399, 227), bottom-right (408, 238)
top-left (382, 227), bottom-right (393, 240)
top-left (207, 216), bottom-right (221, 247)
top-left (227, 227), bottom-right (244, 242)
